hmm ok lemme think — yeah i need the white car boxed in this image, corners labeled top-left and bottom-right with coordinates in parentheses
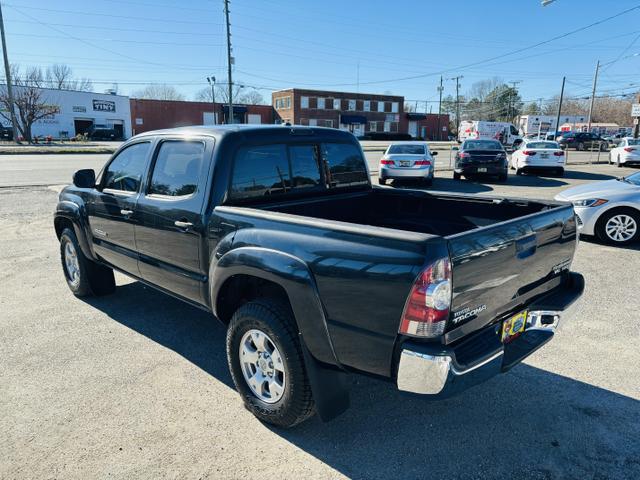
top-left (608, 137), bottom-right (640, 167)
top-left (378, 142), bottom-right (437, 186)
top-left (511, 140), bottom-right (566, 176)
top-left (555, 171), bottom-right (640, 245)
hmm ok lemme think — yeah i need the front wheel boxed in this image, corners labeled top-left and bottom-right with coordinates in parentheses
top-left (596, 209), bottom-right (639, 245)
top-left (226, 299), bottom-right (314, 428)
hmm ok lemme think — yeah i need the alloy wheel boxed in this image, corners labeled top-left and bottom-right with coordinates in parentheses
top-left (605, 214), bottom-right (637, 243)
top-left (239, 329), bottom-right (286, 403)
top-left (64, 242), bottom-right (81, 287)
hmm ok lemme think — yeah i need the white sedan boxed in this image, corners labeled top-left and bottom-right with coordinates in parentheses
top-left (510, 140), bottom-right (566, 176)
top-left (608, 137), bottom-right (640, 167)
top-left (555, 171), bottom-right (640, 245)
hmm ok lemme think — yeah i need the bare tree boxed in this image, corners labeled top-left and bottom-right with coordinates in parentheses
top-left (44, 64), bottom-right (93, 91)
top-left (466, 77), bottom-right (503, 103)
top-left (404, 102), bottom-right (417, 113)
top-left (240, 89), bottom-right (265, 105)
top-left (0, 66), bottom-right (60, 142)
top-left (542, 95), bottom-right (588, 116)
top-left (132, 84), bottom-right (185, 101)
top-left (195, 83), bottom-right (265, 105)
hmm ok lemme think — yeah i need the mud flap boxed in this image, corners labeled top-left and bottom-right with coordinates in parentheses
top-left (300, 339), bottom-right (350, 422)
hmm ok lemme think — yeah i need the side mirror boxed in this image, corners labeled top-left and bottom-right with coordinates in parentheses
top-left (451, 146), bottom-right (459, 151)
top-left (73, 169), bottom-right (96, 188)
top-left (431, 151), bottom-right (438, 156)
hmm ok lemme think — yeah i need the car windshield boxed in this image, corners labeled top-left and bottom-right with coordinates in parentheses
top-left (526, 141), bottom-right (559, 149)
top-left (463, 140), bottom-right (502, 150)
top-left (621, 172), bottom-right (640, 185)
top-left (387, 144), bottom-right (425, 155)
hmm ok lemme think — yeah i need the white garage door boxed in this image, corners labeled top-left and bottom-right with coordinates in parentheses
top-left (248, 114), bottom-right (262, 124)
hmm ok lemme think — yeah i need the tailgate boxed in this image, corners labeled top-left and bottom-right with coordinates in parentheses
top-left (444, 203), bottom-right (577, 344)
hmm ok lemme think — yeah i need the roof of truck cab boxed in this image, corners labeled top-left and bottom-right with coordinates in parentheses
top-left (132, 124), bottom-right (356, 140)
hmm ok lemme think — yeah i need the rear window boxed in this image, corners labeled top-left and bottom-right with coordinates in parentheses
top-left (627, 139), bottom-right (640, 146)
top-left (526, 141), bottom-right (559, 149)
top-left (320, 143), bottom-right (369, 188)
top-left (463, 140), bottom-right (502, 150)
top-left (387, 144), bottom-right (426, 155)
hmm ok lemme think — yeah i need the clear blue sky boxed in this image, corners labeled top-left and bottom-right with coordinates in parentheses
top-left (3, 0), bottom-right (640, 109)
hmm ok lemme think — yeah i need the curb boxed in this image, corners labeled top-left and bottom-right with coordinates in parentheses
top-left (0, 148), bottom-right (117, 155)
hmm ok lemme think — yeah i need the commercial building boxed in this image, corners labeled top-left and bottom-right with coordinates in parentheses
top-left (559, 122), bottom-right (622, 136)
top-left (8, 86), bottom-right (132, 139)
top-left (129, 99), bottom-right (275, 135)
top-left (518, 114), bottom-right (586, 136)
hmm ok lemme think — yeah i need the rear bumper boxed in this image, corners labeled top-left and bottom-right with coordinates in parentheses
top-left (380, 165), bottom-right (432, 179)
top-left (396, 272), bottom-right (584, 396)
top-left (455, 163), bottom-right (506, 175)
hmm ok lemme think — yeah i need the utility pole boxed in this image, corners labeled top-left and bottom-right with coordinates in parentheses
top-left (587, 60), bottom-right (600, 132)
top-left (206, 76), bottom-right (216, 125)
top-left (448, 75), bottom-right (463, 137)
top-left (224, 0), bottom-right (233, 124)
top-left (538, 97), bottom-right (544, 113)
top-left (555, 76), bottom-right (566, 137)
top-left (436, 75), bottom-right (444, 141)
top-left (0, 2), bottom-right (19, 143)
top-left (508, 80), bottom-right (521, 122)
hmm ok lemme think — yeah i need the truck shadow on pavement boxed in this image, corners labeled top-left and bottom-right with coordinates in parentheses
top-left (83, 281), bottom-right (640, 480)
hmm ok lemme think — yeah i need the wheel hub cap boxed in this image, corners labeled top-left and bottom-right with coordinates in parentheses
top-left (605, 214), bottom-right (637, 242)
top-left (239, 329), bottom-right (285, 403)
top-left (64, 242), bottom-right (81, 287)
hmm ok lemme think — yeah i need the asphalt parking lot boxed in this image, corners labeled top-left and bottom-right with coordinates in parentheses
top-left (1, 161), bottom-right (639, 479)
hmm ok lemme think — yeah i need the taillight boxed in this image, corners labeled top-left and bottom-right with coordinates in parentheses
top-left (459, 152), bottom-right (470, 159)
top-left (523, 150), bottom-right (537, 156)
top-left (414, 160), bottom-right (431, 166)
top-left (554, 151), bottom-right (564, 156)
top-left (399, 258), bottom-right (452, 338)
top-left (380, 159), bottom-right (394, 165)
top-left (624, 147), bottom-right (635, 152)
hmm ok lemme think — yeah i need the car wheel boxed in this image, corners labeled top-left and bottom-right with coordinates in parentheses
top-left (226, 299), bottom-right (314, 428)
top-left (577, 142), bottom-right (585, 151)
top-left (60, 228), bottom-right (115, 297)
top-left (378, 177), bottom-right (387, 185)
top-left (617, 155), bottom-right (623, 168)
top-left (596, 208), bottom-right (640, 245)
top-left (498, 171), bottom-right (508, 182)
top-left (608, 153), bottom-right (613, 165)
top-left (599, 142), bottom-right (608, 152)
top-left (515, 168), bottom-right (523, 176)
top-left (453, 171), bottom-right (461, 180)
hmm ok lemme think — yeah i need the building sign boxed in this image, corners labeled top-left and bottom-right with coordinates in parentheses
top-left (632, 104), bottom-right (640, 117)
top-left (92, 100), bottom-right (116, 112)
top-left (135, 118), bottom-right (144, 125)
top-left (72, 106), bottom-right (86, 113)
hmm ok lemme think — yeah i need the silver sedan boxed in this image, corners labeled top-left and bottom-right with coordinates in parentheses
top-left (378, 142), bottom-right (437, 186)
top-left (555, 171), bottom-right (640, 245)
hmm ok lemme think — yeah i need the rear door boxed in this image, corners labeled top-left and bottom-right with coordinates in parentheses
top-left (134, 137), bottom-right (214, 304)
top-left (444, 203), bottom-right (578, 343)
top-left (87, 140), bottom-right (153, 275)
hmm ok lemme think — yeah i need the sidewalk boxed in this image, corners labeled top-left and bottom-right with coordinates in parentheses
top-left (0, 141), bottom-right (121, 155)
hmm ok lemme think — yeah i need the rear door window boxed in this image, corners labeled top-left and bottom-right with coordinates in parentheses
top-left (148, 140), bottom-right (205, 197)
top-left (320, 143), bottom-right (368, 188)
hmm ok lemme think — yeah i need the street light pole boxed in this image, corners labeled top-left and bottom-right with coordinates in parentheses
top-left (206, 76), bottom-right (216, 125)
top-left (587, 60), bottom-right (600, 132)
top-left (224, 0), bottom-right (234, 124)
top-left (437, 75), bottom-right (444, 141)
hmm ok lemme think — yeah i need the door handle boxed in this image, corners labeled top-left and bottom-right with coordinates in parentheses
top-left (174, 220), bottom-right (193, 229)
top-left (120, 209), bottom-right (134, 216)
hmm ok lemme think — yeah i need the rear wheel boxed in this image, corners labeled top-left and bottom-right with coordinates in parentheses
top-left (378, 177), bottom-right (387, 185)
top-left (596, 209), bottom-right (640, 245)
top-left (599, 142), bottom-right (608, 152)
top-left (617, 155), bottom-right (623, 168)
top-left (60, 228), bottom-right (115, 297)
top-left (515, 168), bottom-right (523, 176)
top-left (453, 171), bottom-right (461, 180)
top-left (226, 299), bottom-right (314, 428)
top-left (577, 142), bottom-right (585, 151)
top-left (497, 171), bottom-right (508, 182)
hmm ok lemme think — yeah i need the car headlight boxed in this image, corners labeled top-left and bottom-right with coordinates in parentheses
top-left (572, 198), bottom-right (608, 207)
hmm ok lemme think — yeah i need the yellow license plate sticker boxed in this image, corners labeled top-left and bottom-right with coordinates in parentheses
top-left (501, 311), bottom-right (527, 343)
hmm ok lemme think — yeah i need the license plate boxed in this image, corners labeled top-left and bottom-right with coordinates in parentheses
top-left (501, 311), bottom-right (527, 343)
top-left (477, 167), bottom-right (487, 173)
top-left (541, 154), bottom-right (549, 159)
top-left (400, 161), bottom-right (411, 167)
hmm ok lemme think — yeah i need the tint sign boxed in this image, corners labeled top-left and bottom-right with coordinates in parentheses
top-left (92, 100), bottom-right (116, 113)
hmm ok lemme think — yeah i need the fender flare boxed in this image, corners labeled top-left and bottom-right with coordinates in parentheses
top-left (55, 199), bottom-right (95, 261)
top-left (210, 246), bottom-right (350, 422)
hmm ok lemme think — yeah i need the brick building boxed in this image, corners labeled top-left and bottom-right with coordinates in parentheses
top-left (272, 88), bottom-right (404, 137)
top-left (406, 112), bottom-right (450, 140)
top-left (129, 98), bottom-right (275, 135)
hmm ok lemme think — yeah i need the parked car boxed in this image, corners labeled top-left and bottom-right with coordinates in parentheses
top-left (87, 124), bottom-right (117, 140)
top-left (0, 125), bottom-right (14, 140)
top-left (453, 139), bottom-right (509, 181)
top-left (55, 125), bottom-right (584, 427)
top-left (557, 131), bottom-right (608, 151)
top-left (555, 171), bottom-right (640, 245)
top-left (604, 132), bottom-right (626, 147)
top-left (511, 140), bottom-right (566, 176)
top-left (378, 141), bottom-right (437, 186)
top-left (608, 137), bottom-right (640, 167)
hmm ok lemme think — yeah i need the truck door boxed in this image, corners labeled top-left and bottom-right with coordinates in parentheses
top-left (87, 140), bottom-right (153, 276)
top-left (134, 138), bottom-right (213, 304)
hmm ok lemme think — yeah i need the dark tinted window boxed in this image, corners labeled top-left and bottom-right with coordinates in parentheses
top-left (103, 142), bottom-right (151, 192)
top-left (148, 141), bottom-right (205, 197)
top-left (321, 143), bottom-right (368, 187)
top-left (289, 145), bottom-right (321, 188)
top-left (388, 144), bottom-right (425, 155)
top-left (231, 144), bottom-right (289, 199)
top-left (463, 140), bottom-right (503, 150)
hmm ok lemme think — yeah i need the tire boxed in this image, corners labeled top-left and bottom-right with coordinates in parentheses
top-left (498, 171), bottom-right (508, 182)
top-left (59, 228), bottom-right (115, 297)
top-left (515, 168), bottom-right (522, 176)
top-left (453, 171), bottom-right (461, 180)
top-left (608, 153), bottom-right (613, 165)
top-left (595, 208), bottom-right (640, 245)
top-left (599, 142), bottom-right (608, 152)
top-left (617, 155), bottom-right (623, 168)
top-left (577, 142), bottom-right (585, 151)
top-left (226, 299), bottom-right (314, 428)
top-left (378, 177), bottom-right (387, 185)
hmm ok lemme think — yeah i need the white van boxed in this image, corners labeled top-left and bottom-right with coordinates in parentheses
top-left (458, 120), bottom-right (522, 146)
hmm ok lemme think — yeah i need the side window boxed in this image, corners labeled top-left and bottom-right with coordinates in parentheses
top-left (231, 144), bottom-right (291, 199)
top-left (321, 143), bottom-right (369, 188)
top-left (148, 140), bottom-right (205, 197)
top-left (103, 142), bottom-right (151, 192)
